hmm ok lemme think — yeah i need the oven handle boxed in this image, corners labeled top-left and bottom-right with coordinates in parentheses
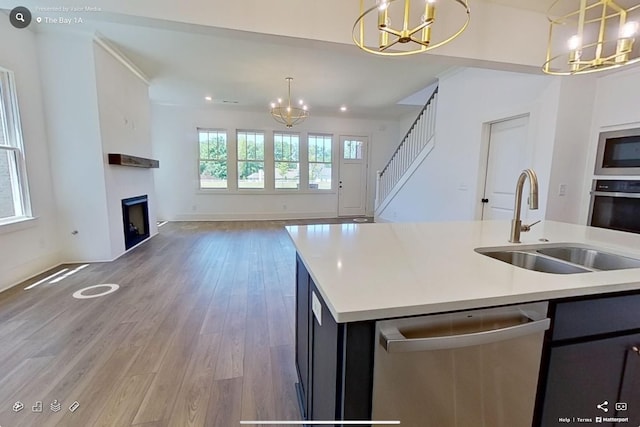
top-left (591, 191), bottom-right (640, 199)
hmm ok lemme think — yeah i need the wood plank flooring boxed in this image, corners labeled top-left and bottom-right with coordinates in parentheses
top-left (0, 220), bottom-right (357, 427)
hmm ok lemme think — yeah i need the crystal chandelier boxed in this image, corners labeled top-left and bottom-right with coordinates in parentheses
top-left (352, 0), bottom-right (470, 56)
top-left (270, 77), bottom-right (309, 128)
top-left (543, 0), bottom-right (640, 75)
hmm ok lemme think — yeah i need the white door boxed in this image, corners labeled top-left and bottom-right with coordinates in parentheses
top-left (339, 136), bottom-right (368, 216)
top-left (481, 115), bottom-right (530, 220)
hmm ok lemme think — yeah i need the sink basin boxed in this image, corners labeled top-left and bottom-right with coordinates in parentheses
top-left (477, 242), bottom-right (640, 274)
top-left (536, 247), bottom-right (640, 271)
top-left (481, 251), bottom-right (591, 274)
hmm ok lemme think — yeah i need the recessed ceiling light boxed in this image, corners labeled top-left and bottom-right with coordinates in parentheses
top-left (340, 106), bottom-right (348, 112)
top-left (205, 96), bottom-right (212, 101)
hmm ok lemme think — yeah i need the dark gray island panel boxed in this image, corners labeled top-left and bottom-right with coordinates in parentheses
top-left (295, 256), bottom-right (375, 424)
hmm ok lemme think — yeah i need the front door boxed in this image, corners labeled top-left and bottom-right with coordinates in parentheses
top-left (338, 136), bottom-right (368, 216)
top-left (481, 115), bottom-right (530, 220)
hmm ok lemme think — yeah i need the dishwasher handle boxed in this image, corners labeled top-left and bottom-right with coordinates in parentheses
top-left (381, 317), bottom-right (550, 353)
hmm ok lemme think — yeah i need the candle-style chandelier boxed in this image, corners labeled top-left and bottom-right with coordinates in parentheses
top-left (352, 0), bottom-right (470, 56)
top-left (270, 77), bottom-right (309, 128)
top-left (543, 0), bottom-right (640, 75)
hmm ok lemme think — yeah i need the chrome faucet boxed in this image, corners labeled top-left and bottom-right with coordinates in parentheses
top-left (509, 169), bottom-right (539, 243)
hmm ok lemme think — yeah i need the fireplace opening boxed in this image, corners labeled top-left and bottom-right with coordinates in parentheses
top-left (122, 195), bottom-right (150, 250)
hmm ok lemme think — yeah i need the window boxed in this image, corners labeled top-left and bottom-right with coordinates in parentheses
top-left (274, 132), bottom-right (299, 189)
top-left (198, 129), bottom-right (227, 189)
top-left (308, 134), bottom-right (332, 190)
top-left (343, 139), bottom-right (364, 160)
top-left (0, 69), bottom-right (31, 223)
top-left (237, 131), bottom-right (265, 189)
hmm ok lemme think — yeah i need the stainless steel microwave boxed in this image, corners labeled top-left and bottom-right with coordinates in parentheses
top-left (595, 128), bottom-right (640, 175)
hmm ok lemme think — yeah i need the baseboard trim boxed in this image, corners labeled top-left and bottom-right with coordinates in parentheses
top-left (1, 259), bottom-right (63, 295)
top-left (172, 211), bottom-right (338, 221)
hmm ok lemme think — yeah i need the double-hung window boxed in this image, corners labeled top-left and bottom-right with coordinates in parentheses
top-left (274, 132), bottom-right (299, 189)
top-left (237, 131), bottom-right (265, 189)
top-left (0, 68), bottom-right (31, 224)
top-left (198, 129), bottom-right (228, 189)
top-left (308, 134), bottom-right (332, 190)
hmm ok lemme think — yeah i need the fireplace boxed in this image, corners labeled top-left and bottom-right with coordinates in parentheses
top-left (122, 195), bottom-right (150, 250)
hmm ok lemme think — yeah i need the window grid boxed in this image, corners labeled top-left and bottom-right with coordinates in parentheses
top-left (0, 69), bottom-right (30, 223)
top-left (198, 129), bottom-right (228, 189)
top-left (274, 132), bottom-right (300, 190)
top-left (343, 140), bottom-right (363, 160)
top-left (237, 131), bottom-right (265, 189)
top-left (308, 134), bottom-right (332, 190)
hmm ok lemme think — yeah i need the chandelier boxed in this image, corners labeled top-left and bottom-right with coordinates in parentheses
top-left (352, 0), bottom-right (470, 56)
top-left (543, 0), bottom-right (640, 75)
top-left (270, 77), bottom-right (309, 128)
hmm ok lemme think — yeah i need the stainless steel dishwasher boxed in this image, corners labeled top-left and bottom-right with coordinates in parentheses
top-left (372, 302), bottom-right (549, 427)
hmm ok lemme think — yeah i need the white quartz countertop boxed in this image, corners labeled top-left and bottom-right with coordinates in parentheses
top-left (286, 220), bottom-right (640, 323)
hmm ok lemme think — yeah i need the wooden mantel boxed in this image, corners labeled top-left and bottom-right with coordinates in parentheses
top-left (108, 153), bottom-right (159, 169)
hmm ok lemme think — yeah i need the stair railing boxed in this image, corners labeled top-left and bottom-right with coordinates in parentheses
top-left (375, 87), bottom-right (438, 210)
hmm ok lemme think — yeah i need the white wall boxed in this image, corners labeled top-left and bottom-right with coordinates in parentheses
top-left (152, 104), bottom-right (399, 220)
top-left (37, 32), bottom-right (112, 262)
top-left (0, 21), bottom-right (61, 291)
top-left (545, 75), bottom-right (597, 224)
top-left (378, 67), bottom-right (561, 223)
top-left (94, 42), bottom-right (158, 259)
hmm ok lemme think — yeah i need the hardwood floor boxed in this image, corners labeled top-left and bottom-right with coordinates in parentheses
top-left (0, 220), bottom-right (356, 427)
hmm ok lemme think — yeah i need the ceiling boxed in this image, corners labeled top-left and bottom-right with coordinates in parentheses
top-left (3, 0), bottom-right (560, 119)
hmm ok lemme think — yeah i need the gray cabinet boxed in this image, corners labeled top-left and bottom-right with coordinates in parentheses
top-left (294, 256), bottom-right (375, 423)
top-left (538, 295), bottom-right (640, 426)
top-left (295, 255), bottom-right (310, 418)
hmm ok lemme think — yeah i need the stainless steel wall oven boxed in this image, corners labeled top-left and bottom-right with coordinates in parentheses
top-left (589, 180), bottom-right (640, 234)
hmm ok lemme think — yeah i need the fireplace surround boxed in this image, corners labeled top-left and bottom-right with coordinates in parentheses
top-left (122, 195), bottom-right (150, 250)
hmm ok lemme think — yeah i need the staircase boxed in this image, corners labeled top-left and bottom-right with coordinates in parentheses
top-left (375, 87), bottom-right (438, 217)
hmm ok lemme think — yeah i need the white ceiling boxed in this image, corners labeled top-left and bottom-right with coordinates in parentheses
top-left (4, 0), bottom-right (559, 119)
top-left (87, 17), bottom-right (454, 119)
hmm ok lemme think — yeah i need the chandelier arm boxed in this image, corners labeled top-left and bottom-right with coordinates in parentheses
top-left (407, 22), bottom-right (430, 37)
top-left (381, 27), bottom-right (402, 37)
top-left (379, 39), bottom-right (402, 51)
top-left (408, 36), bottom-right (431, 47)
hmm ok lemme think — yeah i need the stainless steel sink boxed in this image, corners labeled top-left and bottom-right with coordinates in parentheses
top-left (480, 251), bottom-right (591, 274)
top-left (475, 243), bottom-right (640, 274)
top-left (536, 246), bottom-right (640, 271)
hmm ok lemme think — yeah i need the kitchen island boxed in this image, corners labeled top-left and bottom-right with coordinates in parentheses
top-left (287, 220), bottom-right (640, 426)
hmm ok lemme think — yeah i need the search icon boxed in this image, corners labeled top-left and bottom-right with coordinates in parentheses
top-left (10, 6), bottom-right (32, 28)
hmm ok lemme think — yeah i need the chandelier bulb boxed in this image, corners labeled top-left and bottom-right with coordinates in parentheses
top-left (277, 98), bottom-right (282, 104)
top-left (621, 21), bottom-right (639, 39)
top-left (378, 0), bottom-right (389, 11)
top-left (270, 102), bottom-right (276, 108)
top-left (567, 35), bottom-right (581, 51)
top-left (299, 99), bottom-right (304, 105)
top-left (303, 106), bottom-right (308, 111)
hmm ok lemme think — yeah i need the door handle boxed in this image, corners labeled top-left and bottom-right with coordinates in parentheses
top-left (380, 317), bottom-right (550, 353)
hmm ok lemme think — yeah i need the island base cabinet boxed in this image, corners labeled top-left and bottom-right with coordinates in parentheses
top-left (540, 333), bottom-right (640, 426)
top-left (295, 255), bottom-right (311, 418)
top-left (295, 256), bottom-right (375, 424)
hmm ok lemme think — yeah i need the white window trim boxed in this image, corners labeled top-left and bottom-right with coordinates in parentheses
top-left (307, 133), bottom-right (334, 192)
top-left (196, 128), bottom-right (337, 194)
top-left (0, 67), bottom-right (32, 227)
top-left (197, 128), bottom-right (229, 191)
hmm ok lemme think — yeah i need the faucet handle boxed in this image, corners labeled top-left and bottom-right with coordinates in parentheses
top-left (521, 220), bottom-right (541, 232)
